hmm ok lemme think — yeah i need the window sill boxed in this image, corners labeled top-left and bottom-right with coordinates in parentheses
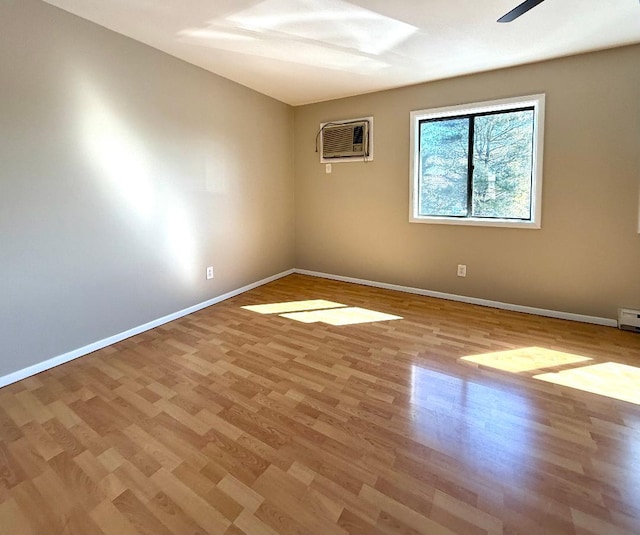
top-left (409, 215), bottom-right (540, 229)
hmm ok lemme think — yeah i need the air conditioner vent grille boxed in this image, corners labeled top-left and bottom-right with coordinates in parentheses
top-left (324, 126), bottom-right (363, 155)
top-left (320, 118), bottom-right (372, 162)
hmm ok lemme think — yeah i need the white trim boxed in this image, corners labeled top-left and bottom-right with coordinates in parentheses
top-left (294, 269), bottom-right (617, 328)
top-left (409, 94), bottom-right (545, 229)
top-left (0, 269), bottom-right (295, 389)
top-left (407, 215), bottom-right (539, 229)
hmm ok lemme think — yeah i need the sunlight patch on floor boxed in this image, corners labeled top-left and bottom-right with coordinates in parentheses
top-left (535, 362), bottom-right (640, 405)
top-left (280, 307), bottom-right (402, 326)
top-left (242, 299), bottom-right (346, 314)
top-left (242, 300), bottom-right (402, 326)
top-left (461, 347), bottom-right (592, 373)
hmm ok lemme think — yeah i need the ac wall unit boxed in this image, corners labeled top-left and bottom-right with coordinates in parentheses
top-left (320, 117), bottom-right (373, 163)
top-left (618, 308), bottom-right (640, 332)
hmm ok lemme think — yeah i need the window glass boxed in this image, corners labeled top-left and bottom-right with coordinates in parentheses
top-left (471, 109), bottom-right (534, 220)
top-left (419, 118), bottom-right (469, 217)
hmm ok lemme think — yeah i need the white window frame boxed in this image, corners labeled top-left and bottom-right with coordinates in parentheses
top-left (409, 94), bottom-right (545, 229)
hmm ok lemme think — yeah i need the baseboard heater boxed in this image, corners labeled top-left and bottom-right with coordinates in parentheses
top-left (618, 308), bottom-right (640, 332)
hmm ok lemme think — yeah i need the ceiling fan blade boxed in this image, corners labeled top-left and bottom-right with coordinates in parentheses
top-left (497, 0), bottom-right (545, 22)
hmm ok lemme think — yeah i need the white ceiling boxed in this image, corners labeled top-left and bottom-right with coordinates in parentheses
top-left (42, 0), bottom-right (640, 105)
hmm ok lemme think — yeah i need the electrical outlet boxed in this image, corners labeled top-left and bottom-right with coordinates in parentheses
top-left (206, 266), bottom-right (214, 280)
top-left (457, 264), bottom-right (467, 277)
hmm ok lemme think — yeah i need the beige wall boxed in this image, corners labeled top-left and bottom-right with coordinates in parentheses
top-left (294, 45), bottom-right (640, 319)
top-left (0, 0), bottom-right (294, 376)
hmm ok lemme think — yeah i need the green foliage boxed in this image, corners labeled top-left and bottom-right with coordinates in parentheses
top-left (419, 109), bottom-right (534, 219)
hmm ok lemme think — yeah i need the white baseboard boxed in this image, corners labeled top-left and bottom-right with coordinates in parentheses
top-left (1, 267), bottom-right (617, 389)
top-left (294, 269), bottom-right (618, 328)
top-left (0, 269), bottom-right (295, 389)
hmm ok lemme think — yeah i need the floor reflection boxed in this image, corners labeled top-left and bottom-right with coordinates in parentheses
top-left (409, 365), bottom-right (533, 481)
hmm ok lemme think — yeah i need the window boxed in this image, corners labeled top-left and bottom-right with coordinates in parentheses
top-left (410, 94), bottom-right (545, 228)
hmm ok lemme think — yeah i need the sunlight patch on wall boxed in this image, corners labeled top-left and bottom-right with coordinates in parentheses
top-left (535, 362), bottom-right (640, 405)
top-left (77, 78), bottom-right (156, 219)
top-left (461, 347), bottom-right (592, 373)
top-left (164, 201), bottom-right (198, 284)
top-left (76, 75), bottom-right (198, 285)
top-left (242, 299), bottom-right (346, 314)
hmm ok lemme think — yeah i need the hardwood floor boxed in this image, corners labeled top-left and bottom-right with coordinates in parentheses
top-left (1, 274), bottom-right (640, 534)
